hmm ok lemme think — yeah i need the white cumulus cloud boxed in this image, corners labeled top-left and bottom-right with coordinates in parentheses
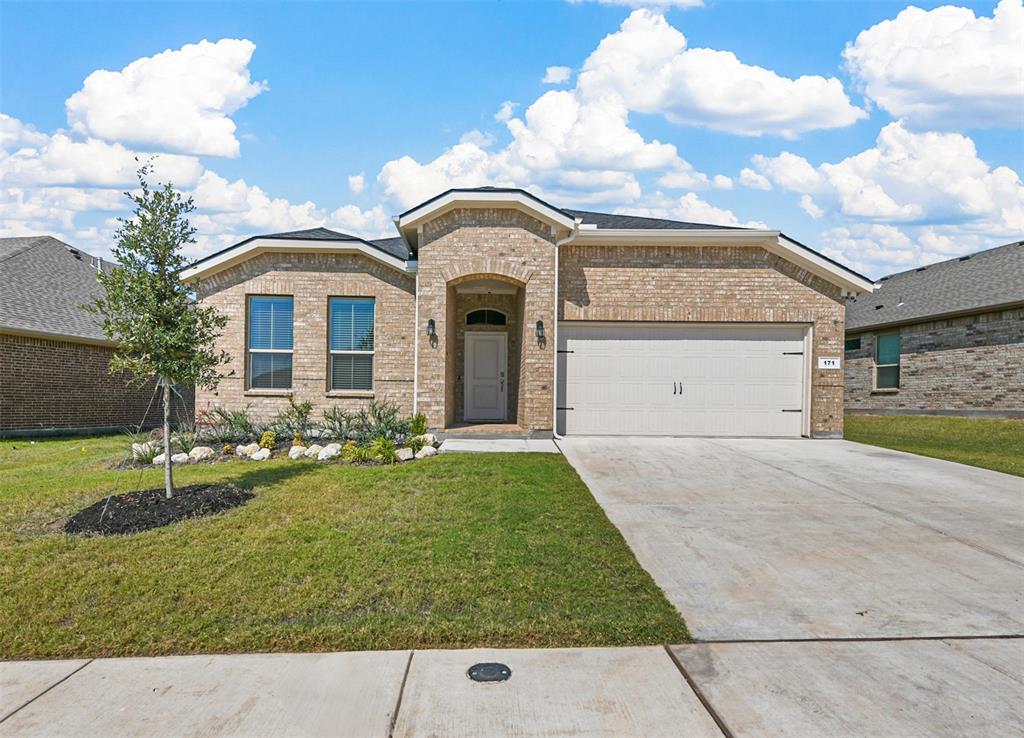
top-left (738, 167), bottom-right (772, 190)
top-left (618, 192), bottom-right (767, 228)
top-left (844, 0), bottom-right (1024, 129)
top-left (66, 38), bottom-right (267, 157)
top-left (542, 66), bottom-right (573, 84)
top-left (348, 173), bottom-right (365, 194)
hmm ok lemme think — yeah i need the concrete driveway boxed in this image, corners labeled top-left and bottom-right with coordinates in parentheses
top-left (559, 437), bottom-right (1024, 640)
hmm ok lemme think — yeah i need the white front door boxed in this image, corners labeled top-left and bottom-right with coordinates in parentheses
top-left (465, 332), bottom-right (507, 421)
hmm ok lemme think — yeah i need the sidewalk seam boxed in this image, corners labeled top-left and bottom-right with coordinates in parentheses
top-left (387, 650), bottom-right (414, 738)
top-left (663, 645), bottom-right (734, 738)
top-left (697, 634), bottom-right (1024, 645)
top-left (0, 658), bottom-right (94, 724)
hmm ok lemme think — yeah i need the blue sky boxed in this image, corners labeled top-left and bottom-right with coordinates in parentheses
top-left (2, 0), bottom-right (1021, 277)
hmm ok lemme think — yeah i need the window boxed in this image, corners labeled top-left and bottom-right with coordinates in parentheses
top-left (329, 297), bottom-right (374, 391)
top-left (844, 337), bottom-right (862, 352)
top-left (248, 296), bottom-right (293, 389)
top-left (875, 334), bottom-right (900, 389)
top-left (466, 309), bottom-right (507, 326)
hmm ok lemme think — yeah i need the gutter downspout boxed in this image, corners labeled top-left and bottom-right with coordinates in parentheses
top-left (552, 218), bottom-right (582, 440)
top-left (412, 266), bottom-right (420, 417)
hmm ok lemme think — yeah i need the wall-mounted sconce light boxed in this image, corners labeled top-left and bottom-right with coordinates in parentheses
top-left (426, 318), bottom-right (436, 338)
top-left (535, 320), bottom-right (545, 339)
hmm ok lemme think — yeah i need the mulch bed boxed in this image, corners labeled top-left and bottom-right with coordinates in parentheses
top-left (64, 484), bottom-right (254, 536)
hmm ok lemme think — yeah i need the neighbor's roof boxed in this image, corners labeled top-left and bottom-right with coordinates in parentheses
top-left (847, 240), bottom-right (1024, 331)
top-left (0, 236), bottom-right (114, 343)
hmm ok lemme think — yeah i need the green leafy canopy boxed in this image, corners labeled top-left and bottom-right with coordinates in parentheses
top-left (90, 162), bottom-right (229, 389)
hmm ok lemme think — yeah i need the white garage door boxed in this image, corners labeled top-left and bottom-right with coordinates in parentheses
top-left (557, 323), bottom-right (807, 437)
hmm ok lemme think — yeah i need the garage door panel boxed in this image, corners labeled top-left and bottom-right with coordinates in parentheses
top-left (559, 323), bottom-right (806, 437)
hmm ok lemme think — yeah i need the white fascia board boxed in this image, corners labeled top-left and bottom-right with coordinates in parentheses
top-left (397, 191), bottom-right (576, 231)
top-left (567, 228), bottom-right (873, 294)
top-left (181, 238), bottom-right (411, 282)
top-left (769, 235), bottom-right (874, 294)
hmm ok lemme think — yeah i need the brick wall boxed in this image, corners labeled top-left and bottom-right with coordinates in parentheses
top-left (559, 243), bottom-right (848, 436)
top-left (416, 208), bottom-right (556, 431)
top-left (193, 252), bottom-right (416, 422)
top-left (0, 332), bottom-right (193, 435)
top-left (845, 307), bottom-right (1024, 414)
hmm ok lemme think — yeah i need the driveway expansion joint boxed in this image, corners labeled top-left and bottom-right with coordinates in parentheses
top-left (663, 644), bottom-right (735, 738)
top-left (387, 650), bottom-right (414, 738)
top-left (0, 658), bottom-right (93, 724)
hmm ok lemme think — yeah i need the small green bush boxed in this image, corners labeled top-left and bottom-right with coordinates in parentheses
top-left (322, 407), bottom-right (356, 441)
top-left (222, 444), bottom-right (234, 455)
top-left (371, 437), bottom-right (399, 464)
top-left (171, 422), bottom-right (200, 454)
top-left (259, 430), bottom-right (276, 449)
top-left (341, 440), bottom-right (358, 462)
top-left (206, 405), bottom-right (258, 442)
top-left (273, 396), bottom-right (315, 440)
top-left (408, 436), bottom-right (426, 454)
top-left (349, 445), bottom-right (376, 464)
top-left (124, 428), bottom-right (159, 463)
top-left (409, 413), bottom-right (428, 438)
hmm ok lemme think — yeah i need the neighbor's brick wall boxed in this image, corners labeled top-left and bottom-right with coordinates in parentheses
top-left (416, 208), bottom-right (556, 430)
top-left (0, 332), bottom-right (193, 435)
top-left (845, 307), bottom-right (1024, 414)
top-left (193, 252), bottom-right (416, 422)
top-left (559, 244), bottom-right (848, 437)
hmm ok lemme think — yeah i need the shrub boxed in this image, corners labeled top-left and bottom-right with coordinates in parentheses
top-left (259, 430), bottom-right (276, 449)
top-left (352, 400), bottom-right (410, 446)
top-left (222, 444), bottom-right (234, 455)
top-left (409, 413), bottom-right (428, 438)
top-left (371, 437), bottom-right (399, 464)
top-left (204, 405), bottom-right (258, 442)
top-left (341, 440), bottom-right (358, 462)
top-left (348, 445), bottom-right (376, 464)
top-left (272, 396), bottom-right (315, 441)
top-left (171, 422), bottom-right (200, 454)
top-left (322, 407), bottom-right (356, 441)
top-left (408, 435), bottom-right (426, 455)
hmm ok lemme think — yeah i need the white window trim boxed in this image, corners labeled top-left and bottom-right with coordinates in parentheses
top-left (873, 333), bottom-right (901, 391)
top-left (247, 295), bottom-right (294, 391)
top-left (328, 298), bottom-right (375, 392)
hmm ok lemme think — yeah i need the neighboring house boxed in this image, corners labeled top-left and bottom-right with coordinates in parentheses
top-left (845, 240), bottom-right (1024, 418)
top-left (0, 236), bottom-right (193, 437)
top-left (183, 187), bottom-right (873, 438)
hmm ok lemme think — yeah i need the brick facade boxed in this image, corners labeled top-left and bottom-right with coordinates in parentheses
top-left (193, 252), bottom-right (415, 422)
top-left (194, 212), bottom-right (853, 437)
top-left (845, 307), bottom-right (1024, 416)
top-left (559, 243), bottom-right (847, 437)
top-left (0, 332), bottom-right (193, 436)
top-left (415, 208), bottom-right (556, 431)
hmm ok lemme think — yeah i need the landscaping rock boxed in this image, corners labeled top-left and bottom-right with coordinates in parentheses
top-left (171, 452), bottom-right (190, 465)
top-left (317, 443), bottom-right (342, 461)
top-left (188, 446), bottom-right (216, 462)
top-left (413, 433), bottom-right (438, 447)
top-left (415, 445), bottom-right (437, 459)
top-left (152, 453), bottom-right (165, 465)
top-left (131, 442), bottom-right (156, 459)
top-left (397, 447), bottom-right (414, 462)
top-left (238, 443), bottom-right (260, 457)
top-left (304, 444), bottom-right (324, 458)
top-left (250, 448), bottom-right (272, 461)
top-left (288, 445), bottom-right (307, 460)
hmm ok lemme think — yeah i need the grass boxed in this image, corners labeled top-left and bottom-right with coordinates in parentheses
top-left (0, 435), bottom-right (687, 660)
top-left (845, 414), bottom-right (1024, 477)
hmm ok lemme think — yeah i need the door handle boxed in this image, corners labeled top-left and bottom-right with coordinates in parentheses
top-left (673, 382), bottom-right (677, 395)
top-left (500, 380), bottom-right (504, 392)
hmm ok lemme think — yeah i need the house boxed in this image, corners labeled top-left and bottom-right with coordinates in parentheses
top-left (845, 240), bottom-right (1024, 418)
top-left (182, 187), bottom-right (874, 438)
top-left (0, 236), bottom-right (193, 437)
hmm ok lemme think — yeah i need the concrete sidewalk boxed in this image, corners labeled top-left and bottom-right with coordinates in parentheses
top-left (3, 640), bottom-right (1021, 737)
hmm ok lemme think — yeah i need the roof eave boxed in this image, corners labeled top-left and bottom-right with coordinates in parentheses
top-left (181, 238), bottom-right (412, 283)
top-left (848, 299), bottom-right (1024, 333)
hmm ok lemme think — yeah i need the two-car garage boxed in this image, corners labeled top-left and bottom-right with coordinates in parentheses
top-left (556, 323), bottom-right (809, 437)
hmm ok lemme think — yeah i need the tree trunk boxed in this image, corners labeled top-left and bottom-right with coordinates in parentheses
top-left (162, 376), bottom-right (174, 499)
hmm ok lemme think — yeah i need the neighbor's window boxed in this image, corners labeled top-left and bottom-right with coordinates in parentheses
top-left (845, 337), bottom-right (862, 352)
top-left (875, 334), bottom-right (900, 389)
top-left (466, 309), bottom-right (507, 326)
top-left (248, 296), bottom-right (293, 390)
top-left (329, 297), bottom-right (374, 391)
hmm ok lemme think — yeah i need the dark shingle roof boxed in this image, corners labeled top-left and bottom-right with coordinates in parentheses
top-left (367, 236), bottom-right (411, 260)
top-left (188, 227), bottom-right (411, 268)
top-left (0, 236), bottom-right (111, 342)
top-left (255, 227), bottom-right (361, 241)
top-left (563, 209), bottom-right (746, 231)
top-left (847, 240), bottom-right (1024, 331)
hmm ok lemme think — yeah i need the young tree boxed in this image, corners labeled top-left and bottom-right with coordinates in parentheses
top-left (91, 163), bottom-right (229, 498)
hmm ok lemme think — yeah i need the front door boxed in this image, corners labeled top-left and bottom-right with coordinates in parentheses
top-left (464, 332), bottom-right (507, 421)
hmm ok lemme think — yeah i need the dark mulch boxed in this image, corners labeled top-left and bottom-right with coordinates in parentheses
top-left (64, 484), bottom-right (254, 536)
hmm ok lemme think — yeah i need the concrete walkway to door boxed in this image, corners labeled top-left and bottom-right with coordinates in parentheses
top-left (559, 436), bottom-right (1024, 735)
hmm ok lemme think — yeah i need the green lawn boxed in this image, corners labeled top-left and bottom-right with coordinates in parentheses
top-left (845, 414), bottom-right (1024, 477)
top-left (0, 435), bottom-right (687, 660)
